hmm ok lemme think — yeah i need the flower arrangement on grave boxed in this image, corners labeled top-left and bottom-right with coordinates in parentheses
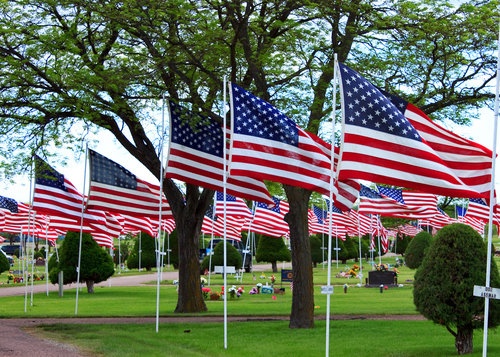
top-left (375, 263), bottom-right (389, 272)
top-left (228, 285), bottom-right (237, 298)
top-left (270, 274), bottom-right (276, 285)
top-left (202, 287), bottom-right (211, 300)
top-left (200, 277), bottom-right (207, 287)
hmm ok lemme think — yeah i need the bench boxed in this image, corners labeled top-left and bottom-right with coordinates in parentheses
top-left (213, 265), bottom-right (236, 275)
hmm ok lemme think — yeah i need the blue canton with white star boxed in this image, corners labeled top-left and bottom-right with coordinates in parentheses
top-left (35, 156), bottom-right (68, 192)
top-left (339, 63), bottom-right (422, 141)
top-left (377, 186), bottom-right (405, 204)
top-left (169, 101), bottom-right (223, 157)
top-left (89, 150), bottom-right (137, 189)
top-left (0, 195), bottom-right (18, 212)
top-left (231, 84), bottom-right (298, 146)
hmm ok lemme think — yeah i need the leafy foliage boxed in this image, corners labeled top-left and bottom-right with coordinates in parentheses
top-left (256, 236), bottom-right (291, 265)
top-left (200, 241), bottom-right (242, 271)
top-left (413, 223), bottom-right (500, 354)
top-left (0, 251), bottom-right (10, 273)
top-left (404, 231), bottom-right (433, 269)
top-left (48, 231), bottom-right (114, 293)
top-left (127, 233), bottom-right (157, 271)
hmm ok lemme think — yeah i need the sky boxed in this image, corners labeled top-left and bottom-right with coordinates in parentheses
top-left (0, 107), bottom-right (498, 205)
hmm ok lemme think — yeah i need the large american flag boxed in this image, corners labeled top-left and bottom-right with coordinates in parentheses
top-left (385, 90), bottom-right (493, 199)
top-left (337, 63), bottom-right (490, 199)
top-left (87, 149), bottom-right (172, 219)
top-left (229, 83), bottom-right (334, 197)
top-left (166, 101), bottom-right (273, 206)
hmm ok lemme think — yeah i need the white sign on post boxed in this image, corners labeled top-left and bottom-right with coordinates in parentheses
top-left (321, 286), bottom-right (334, 295)
top-left (473, 285), bottom-right (500, 300)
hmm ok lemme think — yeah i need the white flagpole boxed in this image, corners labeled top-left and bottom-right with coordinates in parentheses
top-left (156, 93), bottom-right (167, 333)
top-left (75, 144), bottom-right (89, 315)
top-left (481, 22), bottom-right (500, 357)
top-left (325, 53), bottom-right (339, 357)
top-left (223, 75), bottom-right (228, 350)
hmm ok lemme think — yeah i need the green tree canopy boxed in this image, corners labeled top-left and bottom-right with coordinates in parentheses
top-left (48, 231), bottom-right (114, 293)
top-left (256, 236), bottom-right (291, 273)
top-left (201, 241), bottom-right (242, 272)
top-left (413, 223), bottom-right (500, 354)
top-left (0, 250), bottom-right (10, 274)
top-left (127, 233), bottom-right (157, 271)
top-left (404, 231), bottom-right (433, 269)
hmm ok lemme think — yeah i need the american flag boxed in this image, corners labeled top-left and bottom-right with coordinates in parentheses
top-left (201, 205), bottom-right (242, 240)
top-left (229, 83), bottom-right (334, 197)
top-left (359, 184), bottom-right (417, 218)
top-left (0, 195), bottom-right (18, 213)
top-left (87, 149), bottom-right (172, 219)
top-left (33, 156), bottom-right (118, 246)
top-left (33, 156), bottom-right (93, 220)
top-left (377, 186), bottom-right (439, 219)
top-left (244, 197), bottom-right (289, 237)
top-left (465, 198), bottom-right (500, 224)
top-left (337, 63), bottom-right (490, 199)
top-left (166, 101), bottom-right (273, 206)
top-left (215, 192), bottom-right (252, 219)
top-left (306, 131), bottom-right (359, 211)
top-left (384, 90), bottom-right (493, 199)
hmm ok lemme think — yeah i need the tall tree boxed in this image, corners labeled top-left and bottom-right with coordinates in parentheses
top-left (414, 223), bottom-right (500, 354)
top-left (0, 0), bottom-right (497, 326)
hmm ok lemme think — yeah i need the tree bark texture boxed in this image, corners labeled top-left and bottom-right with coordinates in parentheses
top-left (174, 215), bottom-right (207, 313)
top-left (455, 326), bottom-right (473, 355)
top-left (86, 280), bottom-right (95, 294)
top-left (284, 186), bottom-right (314, 329)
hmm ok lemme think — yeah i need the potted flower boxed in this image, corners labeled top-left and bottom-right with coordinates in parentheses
top-left (228, 285), bottom-right (237, 298)
top-left (256, 283), bottom-right (262, 294)
top-left (202, 287), bottom-right (211, 300)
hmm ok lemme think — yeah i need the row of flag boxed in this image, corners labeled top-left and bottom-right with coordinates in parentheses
top-left (0, 62), bottom-right (496, 248)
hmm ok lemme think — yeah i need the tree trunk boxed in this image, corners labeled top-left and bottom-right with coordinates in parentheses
top-left (284, 186), bottom-right (314, 329)
top-left (173, 186), bottom-right (210, 313)
top-left (271, 261), bottom-right (278, 273)
top-left (455, 326), bottom-right (473, 355)
top-left (86, 280), bottom-right (95, 294)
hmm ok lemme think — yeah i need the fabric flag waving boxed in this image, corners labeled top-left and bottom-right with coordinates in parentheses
top-left (87, 149), bottom-right (172, 219)
top-left (166, 101), bottom-right (273, 206)
top-left (384, 90), bottom-right (493, 199)
top-left (0, 195), bottom-right (19, 213)
top-left (229, 83), bottom-right (334, 197)
top-left (336, 63), bottom-right (490, 199)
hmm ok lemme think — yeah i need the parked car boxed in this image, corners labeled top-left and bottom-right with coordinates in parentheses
top-left (200, 238), bottom-right (252, 272)
top-left (0, 247), bottom-right (14, 266)
top-left (0, 244), bottom-right (20, 257)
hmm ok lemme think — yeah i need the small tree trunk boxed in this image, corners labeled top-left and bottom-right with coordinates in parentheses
top-left (86, 280), bottom-right (95, 294)
top-left (284, 186), bottom-right (314, 329)
top-left (455, 326), bottom-right (473, 355)
top-left (271, 261), bottom-right (278, 273)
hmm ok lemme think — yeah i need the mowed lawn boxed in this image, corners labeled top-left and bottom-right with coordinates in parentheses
top-left (1, 257), bottom-right (500, 356)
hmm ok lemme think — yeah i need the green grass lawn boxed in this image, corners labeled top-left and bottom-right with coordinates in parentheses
top-left (1, 256), bottom-right (500, 356)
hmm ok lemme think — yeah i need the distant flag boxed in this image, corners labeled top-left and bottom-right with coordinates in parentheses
top-left (0, 195), bottom-right (18, 213)
top-left (456, 205), bottom-right (467, 219)
top-left (201, 205), bottom-right (241, 240)
top-left (165, 101), bottom-right (273, 206)
top-left (215, 192), bottom-right (252, 219)
top-left (87, 149), bottom-right (172, 219)
top-left (244, 197), bottom-right (289, 237)
top-left (358, 184), bottom-right (416, 218)
top-left (229, 83), bottom-right (335, 197)
top-left (377, 186), bottom-right (439, 218)
top-left (465, 198), bottom-right (495, 223)
top-left (384, 90), bottom-right (493, 199)
top-left (336, 62), bottom-right (490, 199)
